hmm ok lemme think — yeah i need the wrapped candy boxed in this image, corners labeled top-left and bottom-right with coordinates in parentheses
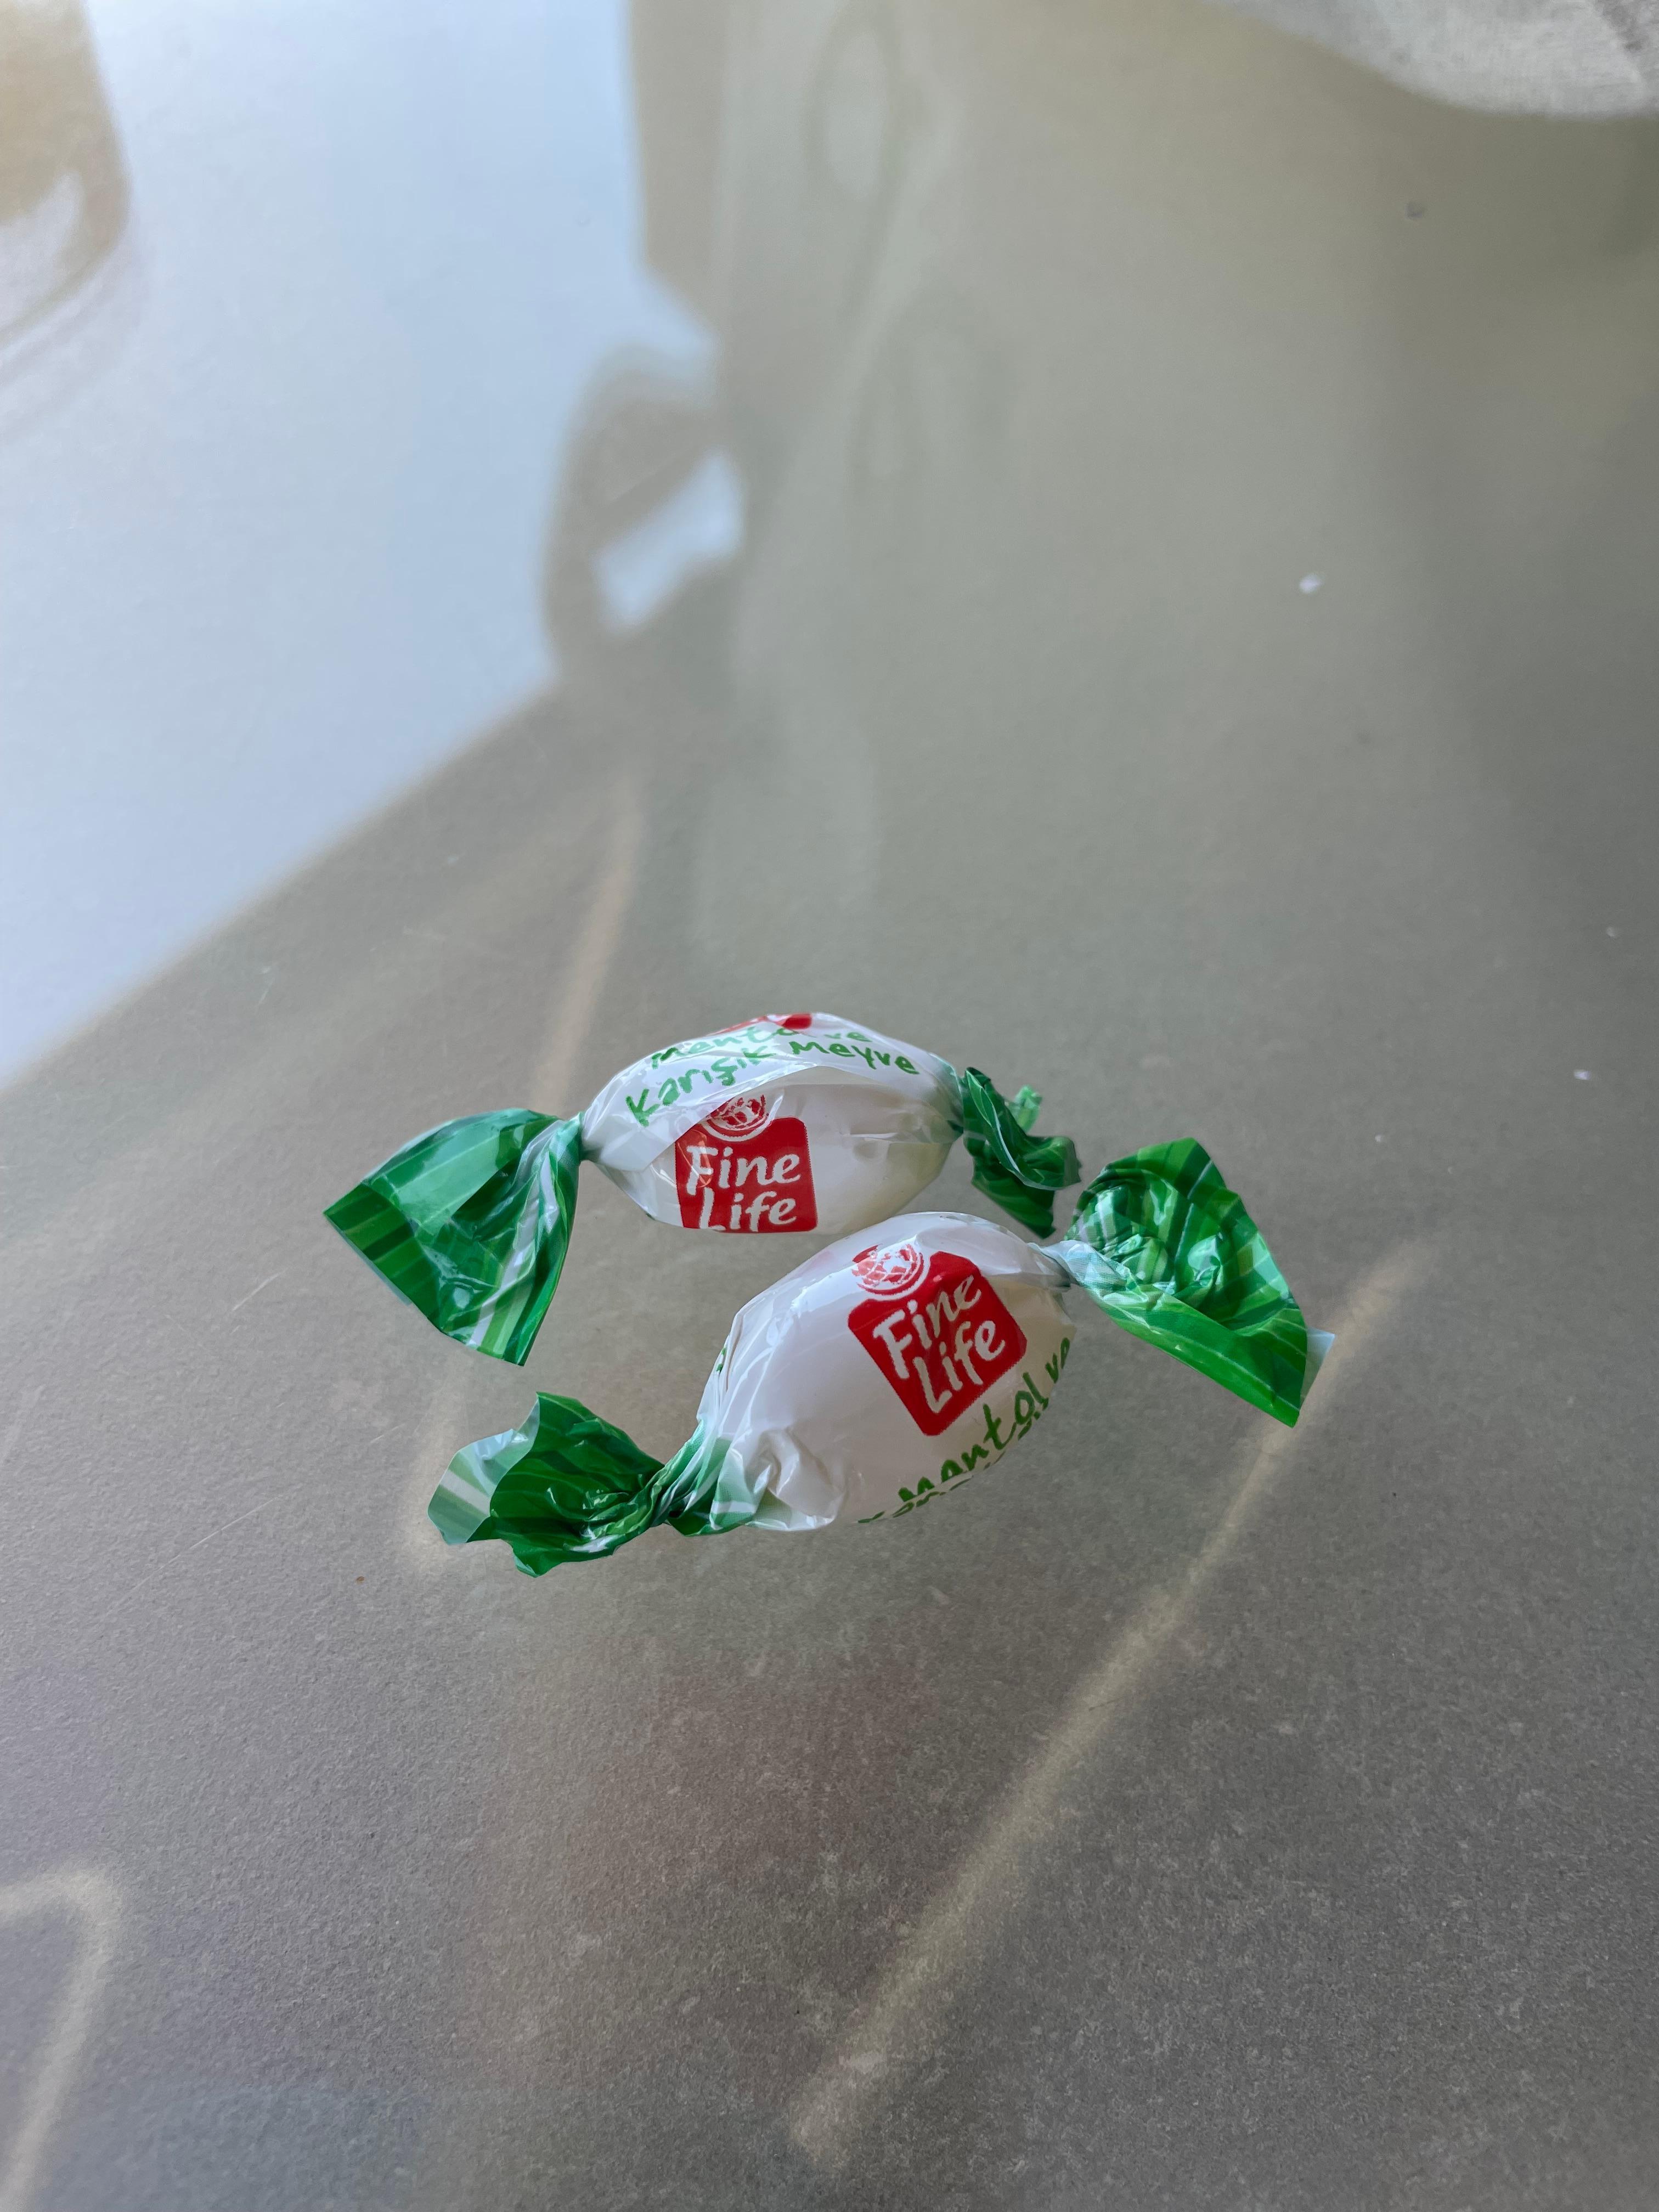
top-left (429, 1140), bottom-right (1331, 1572)
top-left (324, 1013), bottom-right (1076, 1363)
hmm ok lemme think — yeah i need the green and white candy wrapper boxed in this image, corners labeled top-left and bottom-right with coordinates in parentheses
top-left (430, 1140), bottom-right (1331, 1575)
top-left (325, 1013), bottom-right (1077, 1365)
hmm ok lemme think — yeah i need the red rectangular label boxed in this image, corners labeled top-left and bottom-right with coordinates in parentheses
top-left (847, 1249), bottom-right (1026, 1435)
top-left (675, 1111), bottom-right (816, 1231)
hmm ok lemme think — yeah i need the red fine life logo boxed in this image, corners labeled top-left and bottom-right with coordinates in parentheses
top-left (847, 1248), bottom-right (1026, 1436)
top-left (676, 1097), bottom-right (817, 1231)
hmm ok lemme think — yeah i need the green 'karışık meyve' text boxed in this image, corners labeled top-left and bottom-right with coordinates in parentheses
top-left (625, 1024), bottom-right (924, 1130)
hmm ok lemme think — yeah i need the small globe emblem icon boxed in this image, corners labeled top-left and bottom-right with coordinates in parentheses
top-left (704, 1093), bottom-right (770, 1139)
top-left (850, 1241), bottom-right (927, 1298)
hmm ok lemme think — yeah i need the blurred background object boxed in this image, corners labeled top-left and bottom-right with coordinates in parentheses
top-left (1222, 0), bottom-right (1659, 116)
top-left (0, 0), bottom-right (711, 1084)
top-left (0, 0), bottom-right (132, 431)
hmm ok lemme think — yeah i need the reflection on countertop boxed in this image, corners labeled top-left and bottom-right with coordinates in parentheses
top-left (0, 0), bottom-right (709, 1082)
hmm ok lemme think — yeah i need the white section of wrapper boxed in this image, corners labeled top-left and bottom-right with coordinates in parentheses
top-left (580, 1013), bottom-right (961, 1236)
top-left (603, 1082), bottom-right (955, 1238)
top-left (693, 1211), bottom-right (1076, 1531)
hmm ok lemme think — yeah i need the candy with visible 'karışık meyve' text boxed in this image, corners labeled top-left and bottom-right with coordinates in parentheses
top-left (324, 1012), bottom-right (1077, 1364)
top-left (427, 1139), bottom-right (1333, 1573)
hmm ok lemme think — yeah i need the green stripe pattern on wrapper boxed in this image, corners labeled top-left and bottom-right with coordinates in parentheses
top-left (1048, 1138), bottom-right (1314, 1427)
top-left (430, 1395), bottom-right (763, 1574)
top-left (958, 1069), bottom-right (1081, 1236)
top-left (324, 1111), bottom-right (583, 1365)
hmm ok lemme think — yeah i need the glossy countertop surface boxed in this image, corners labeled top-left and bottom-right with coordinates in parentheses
top-left (4, 2), bottom-right (1659, 2207)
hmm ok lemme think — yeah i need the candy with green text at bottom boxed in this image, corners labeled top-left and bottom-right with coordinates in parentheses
top-left (324, 1012), bottom-right (1078, 1365)
top-left (427, 1140), bottom-right (1334, 1574)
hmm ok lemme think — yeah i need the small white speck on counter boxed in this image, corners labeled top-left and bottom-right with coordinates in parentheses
top-left (1573, 1069), bottom-right (1593, 1081)
top-left (1299, 573), bottom-right (1322, 594)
